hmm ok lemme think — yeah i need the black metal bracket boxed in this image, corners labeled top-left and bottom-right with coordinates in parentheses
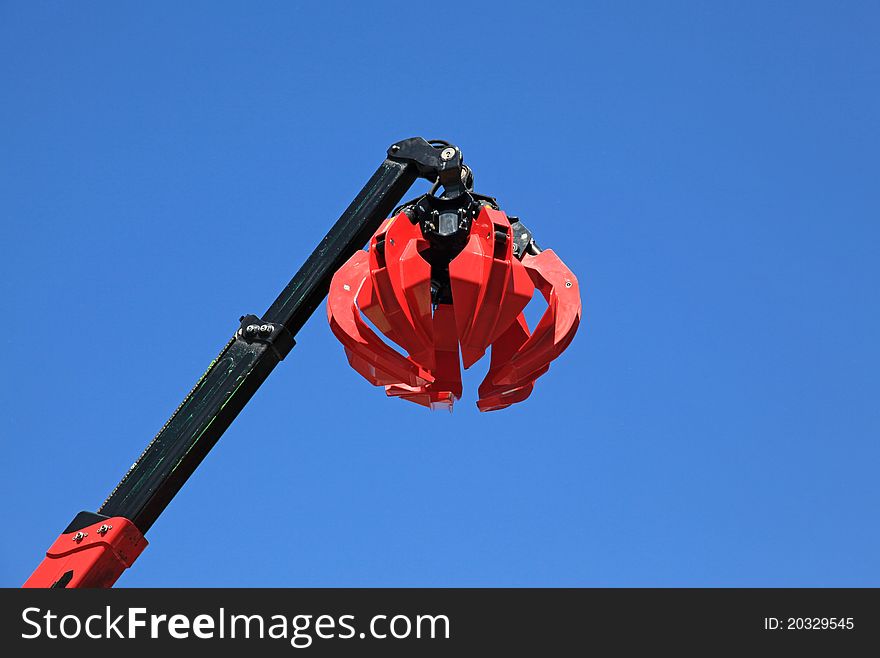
top-left (388, 137), bottom-right (466, 199)
top-left (509, 217), bottom-right (541, 260)
top-left (237, 314), bottom-right (295, 360)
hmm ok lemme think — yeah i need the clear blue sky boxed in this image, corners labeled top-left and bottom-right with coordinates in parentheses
top-left (1, 2), bottom-right (878, 587)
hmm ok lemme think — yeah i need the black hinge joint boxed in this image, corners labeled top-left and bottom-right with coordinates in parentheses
top-left (387, 137), bottom-right (466, 198)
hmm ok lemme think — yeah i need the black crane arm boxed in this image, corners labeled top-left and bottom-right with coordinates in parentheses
top-left (24, 137), bottom-right (465, 588)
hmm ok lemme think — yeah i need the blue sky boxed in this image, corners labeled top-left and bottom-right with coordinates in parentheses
top-left (1, 2), bottom-right (878, 586)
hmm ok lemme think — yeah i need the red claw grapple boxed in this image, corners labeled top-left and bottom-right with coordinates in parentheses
top-left (328, 191), bottom-right (581, 411)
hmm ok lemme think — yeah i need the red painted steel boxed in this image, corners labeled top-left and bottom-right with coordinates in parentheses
top-left (328, 207), bottom-right (581, 411)
top-left (23, 516), bottom-right (147, 588)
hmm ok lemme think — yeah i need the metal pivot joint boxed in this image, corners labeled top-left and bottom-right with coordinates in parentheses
top-left (388, 137), bottom-right (468, 199)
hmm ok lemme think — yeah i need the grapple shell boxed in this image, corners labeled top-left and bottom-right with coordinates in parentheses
top-left (327, 206), bottom-right (581, 411)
